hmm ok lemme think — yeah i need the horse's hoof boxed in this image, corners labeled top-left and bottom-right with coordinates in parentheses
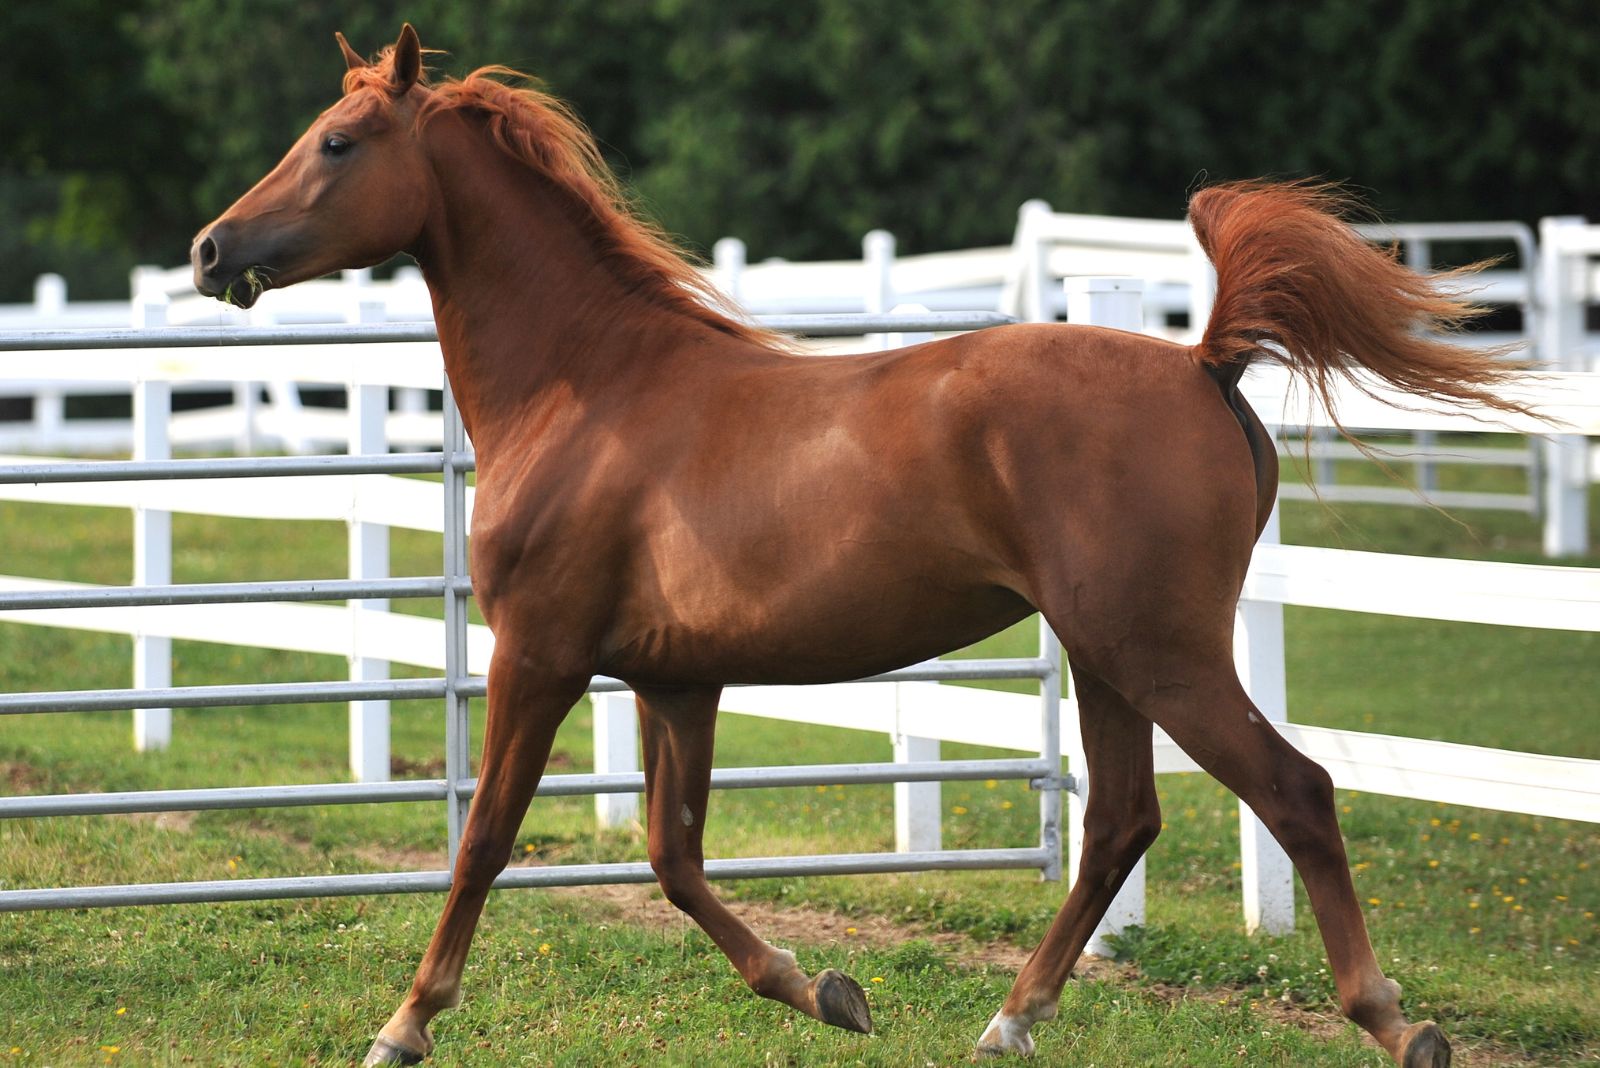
top-left (363, 1035), bottom-right (426, 1066)
top-left (812, 968), bottom-right (873, 1034)
top-left (1399, 1020), bottom-right (1451, 1068)
top-left (975, 1011), bottom-right (1035, 1058)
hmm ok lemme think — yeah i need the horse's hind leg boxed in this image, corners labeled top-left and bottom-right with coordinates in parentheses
top-left (1117, 655), bottom-right (1449, 1067)
top-left (977, 667), bottom-right (1160, 1056)
top-left (635, 684), bottom-right (873, 1035)
top-left (363, 653), bottom-right (587, 1066)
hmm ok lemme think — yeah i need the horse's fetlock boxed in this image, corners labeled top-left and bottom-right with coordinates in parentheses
top-left (1341, 977), bottom-right (1403, 1030)
top-left (749, 948), bottom-right (803, 1000)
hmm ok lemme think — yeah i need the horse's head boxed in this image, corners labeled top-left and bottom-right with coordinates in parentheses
top-left (192, 25), bottom-right (434, 308)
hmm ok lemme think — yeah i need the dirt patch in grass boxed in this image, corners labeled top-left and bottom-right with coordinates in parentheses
top-left (1, 759), bottom-right (48, 793)
top-left (557, 882), bottom-right (1536, 1066)
top-left (388, 754), bottom-right (446, 778)
top-left (126, 809), bottom-right (197, 832)
top-left (389, 749), bottom-right (572, 780)
top-left (553, 878), bottom-right (1039, 971)
top-left (351, 841), bottom-right (447, 872)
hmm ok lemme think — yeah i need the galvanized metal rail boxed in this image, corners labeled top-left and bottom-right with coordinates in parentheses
top-left (0, 311), bottom-right (1065, 913)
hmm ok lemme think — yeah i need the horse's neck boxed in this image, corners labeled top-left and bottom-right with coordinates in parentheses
top-left (412, 115), bottom-right (711, 460)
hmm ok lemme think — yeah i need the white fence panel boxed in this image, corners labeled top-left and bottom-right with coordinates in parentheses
top-left (131, 297), bottom-right (172, 752)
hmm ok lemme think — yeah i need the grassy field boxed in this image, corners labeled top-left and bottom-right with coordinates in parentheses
top-left (1, 442), bottom-right (1597, 1066)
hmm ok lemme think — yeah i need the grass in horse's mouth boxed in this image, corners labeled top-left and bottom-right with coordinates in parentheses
top-left (222, 266), bottom-right (271, 306)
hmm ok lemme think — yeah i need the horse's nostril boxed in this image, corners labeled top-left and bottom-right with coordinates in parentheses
top-left (199, 236), bottom-right (220, 271)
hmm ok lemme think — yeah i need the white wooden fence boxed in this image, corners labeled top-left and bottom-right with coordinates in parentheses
top-left (1, 284), bottom-right (1595, 938)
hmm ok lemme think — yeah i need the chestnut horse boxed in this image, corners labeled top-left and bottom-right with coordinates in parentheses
top-left (194, 25), bottom-right (1523, 1067)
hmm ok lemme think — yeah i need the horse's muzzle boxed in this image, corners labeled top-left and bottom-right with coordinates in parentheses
top-left (191, 224), bottom-right (265, 309)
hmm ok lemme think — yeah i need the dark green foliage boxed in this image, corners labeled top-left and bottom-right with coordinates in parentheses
top-left (4, 1), bottom-right (1599, 299)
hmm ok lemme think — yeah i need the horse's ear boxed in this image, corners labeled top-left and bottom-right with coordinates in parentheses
top-left (335, 31), bottom-right (368, 72)
top-left (391, 23), bottom-right (422, 93)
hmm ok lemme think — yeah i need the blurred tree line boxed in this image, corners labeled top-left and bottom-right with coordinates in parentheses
top-left (4, 0), bottom-right (1597, 301)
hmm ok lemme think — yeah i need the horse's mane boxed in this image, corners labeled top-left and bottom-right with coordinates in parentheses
top-left (344, 50), bottom-right (777, 348)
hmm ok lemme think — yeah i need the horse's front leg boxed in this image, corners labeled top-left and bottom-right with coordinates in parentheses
top-left (364, 651), bottom-right (587, 1066)
top-left (637, 684), bottom-right (873, 1035)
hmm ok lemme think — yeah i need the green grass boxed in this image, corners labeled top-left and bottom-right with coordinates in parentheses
top-left (1, 446), bottom-right (1597, 1065)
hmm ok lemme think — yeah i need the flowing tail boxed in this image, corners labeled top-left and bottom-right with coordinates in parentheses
top-left (1187, 180), bottom-right (1532, 421)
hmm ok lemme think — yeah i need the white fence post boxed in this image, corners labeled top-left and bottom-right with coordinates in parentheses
top-left (132, 297), bottom-right (172, 751)
top-left (1019, 200), bottom-right (1055, 324)
top-left (1234, 503), bottom-right (1295, 934)
top-left (348, 298), bottom-right (391, 782)
top-left (1539, 217), bottom-right (1590, 558)
top-left (885, 295), bottom-right (940, 854)
top-left (863, 229), bottom-right (897, 350)
top-left (893, 683), bottom-right (941, 853)
top-left (592, 691), bottom-right (640, 828)
top-left (1063, 277), bottom-right (1146, 952)
top-left (863, 229), bottom-right (895, 312)
top-left (31, 276), bottom-right (66, 446)
top-left (713, 237), bottom-right (747, 304)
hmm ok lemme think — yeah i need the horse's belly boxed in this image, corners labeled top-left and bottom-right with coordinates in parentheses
top-left (598, 558), bottom-right (1031, 687)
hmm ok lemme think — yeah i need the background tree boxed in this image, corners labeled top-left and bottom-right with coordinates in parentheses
top-left (3, 0), bottom-right (1596, 300)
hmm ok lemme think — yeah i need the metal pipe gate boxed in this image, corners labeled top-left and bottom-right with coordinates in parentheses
top-left (0, 310), bottom-right (1068, 912)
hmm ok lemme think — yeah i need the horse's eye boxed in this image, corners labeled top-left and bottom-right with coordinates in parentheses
top-left (323, 134), bottom-right (352, 157)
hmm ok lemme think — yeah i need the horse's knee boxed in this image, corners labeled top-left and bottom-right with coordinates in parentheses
top-left (1081, 800), bottom-right (1160, 885)
top-left (454, 833), bottom-right (511, 889)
